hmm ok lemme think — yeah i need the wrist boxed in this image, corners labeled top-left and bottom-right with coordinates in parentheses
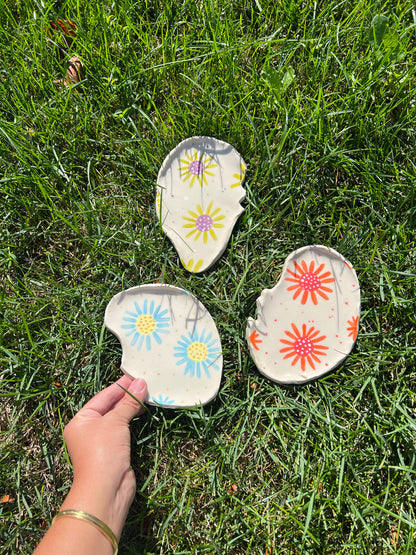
top-left (34, 508), bottom-right (116, 555)
top-left (52, 511), bottom-right (116, 555)
top-left (61, 477), bottom-right (131, 540)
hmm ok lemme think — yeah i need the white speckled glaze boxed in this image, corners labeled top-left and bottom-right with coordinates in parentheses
top-left (156, 136), bottom-right (246, 273)
top-left (246, 245), bottom-right (360, 385)
top-left (105, 284), bottom-right (223, 408)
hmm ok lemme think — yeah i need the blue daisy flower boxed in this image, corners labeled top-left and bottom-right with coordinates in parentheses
top-left (174, 328), bottom-right (221, 379)
top-left (152, 395), bottom-right (175, 406)
top-left (121, 299), bottom-right (169, 351)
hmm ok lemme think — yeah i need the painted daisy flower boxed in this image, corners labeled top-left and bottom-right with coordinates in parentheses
top-left (152, 395), bottom-right (175, 406)
top-left (179, 149), bottom-right (217, 187)
top-left (121, 299), bottom-right (170, 351)
top-left (347, 316), bottom-right (359, 341)
top-left (280, 323), bottom-right (328, 372)
top-left (174, 328), bottom-right (221, 379)
top-left (180, 258), bottom-right (204, 273)
top-left (231, 162), bottom-right (246, 188)
top-left (285, 260), bottom-right (335, 305)
top-left (183, 202), bottom-right (225, 243)
top-left (249, 329), bottom-right (262, 351)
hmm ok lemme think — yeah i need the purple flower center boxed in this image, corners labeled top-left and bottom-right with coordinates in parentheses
top-left (189, 160), bottom-right (205, 175)
top-left (195, 215), bottom-right (213, 232)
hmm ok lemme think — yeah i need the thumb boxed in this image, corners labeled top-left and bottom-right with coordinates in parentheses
top-left (112, 378), bottom-right (147, 423)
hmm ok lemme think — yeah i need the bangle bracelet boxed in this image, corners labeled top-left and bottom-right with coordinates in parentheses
top-left (52, 510), bottom-right (118, 555)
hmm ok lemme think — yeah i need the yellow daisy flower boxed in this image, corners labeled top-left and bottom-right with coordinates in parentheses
top-left (231, 162), bottom-right (246, 188)
top-left (183, 202), bottom-right (225, 243)
top-left (179, 150), bottom-right (217, 187)
top-left (181, 258), bottom-right (204, 273)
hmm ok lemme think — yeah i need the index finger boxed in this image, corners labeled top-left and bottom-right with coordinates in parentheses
top-left (79, 375), bottom-right (134, 417)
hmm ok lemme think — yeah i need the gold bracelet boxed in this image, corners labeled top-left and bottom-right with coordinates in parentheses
top-left (52, 510), bottom-right (118, 555)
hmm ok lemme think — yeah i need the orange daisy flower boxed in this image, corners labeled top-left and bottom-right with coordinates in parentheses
top-left (285, 260), bottom-right (335, 305)
top-left (347, 316), bottom-right (359, 341)
top-left (280, 323), bottom-right (329, 372)
top-left (249, 329), bottom-right (262, 351)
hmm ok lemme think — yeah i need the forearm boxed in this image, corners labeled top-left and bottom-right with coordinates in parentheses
top-left (33, 477), bottom-right (130, 555)
top-left (33, 377), bottom-right (146, 554)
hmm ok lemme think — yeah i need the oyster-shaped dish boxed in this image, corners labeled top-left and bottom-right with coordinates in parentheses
top-left (156, 136), bottom-right (246, 273)
top-left (105, 284), bottom-right (223, 408)
top-left (246, 245), bottom-right (360, 384)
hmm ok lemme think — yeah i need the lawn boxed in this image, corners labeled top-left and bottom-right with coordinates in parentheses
top-left (1, 0), bottom-right (416, 553)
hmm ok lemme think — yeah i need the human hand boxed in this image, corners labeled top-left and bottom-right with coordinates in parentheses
top-left (60, 375), bottom-right (147, 540)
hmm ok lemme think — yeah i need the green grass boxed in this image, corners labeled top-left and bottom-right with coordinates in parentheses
top-left (1, 0), bottom-right (416, 552)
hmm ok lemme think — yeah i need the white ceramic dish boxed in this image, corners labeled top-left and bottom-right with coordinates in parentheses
top-left (246, 245), bottom-right (360, 384)
top-left (105, 284), bottom-right (223, 408)
top-left (156, 136), bottom-right (246, 273)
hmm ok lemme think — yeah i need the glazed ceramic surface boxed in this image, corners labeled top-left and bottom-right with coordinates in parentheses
top-left (105, 284), bottom-right (223, 408)
top-left (156, 136), bottom-right (246, 273)
top-left (246, 245), bottom-right (360, 384)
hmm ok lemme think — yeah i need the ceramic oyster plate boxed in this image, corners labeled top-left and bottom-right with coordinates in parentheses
top-left (105, 284), bottom-right (223, 408)
top-left (156, 136), bottom-right (246, 273)
top-left (246, 245), bottom-right (360, 385)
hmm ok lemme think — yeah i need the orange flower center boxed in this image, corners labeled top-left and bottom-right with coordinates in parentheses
top-left (294, 337), bottom-right (313, 356)
top-left (299, 272), bottom-right (321, 291)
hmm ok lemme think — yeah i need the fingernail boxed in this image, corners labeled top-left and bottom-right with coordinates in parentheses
top-left (129, 378), bottom-right (146, 394)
